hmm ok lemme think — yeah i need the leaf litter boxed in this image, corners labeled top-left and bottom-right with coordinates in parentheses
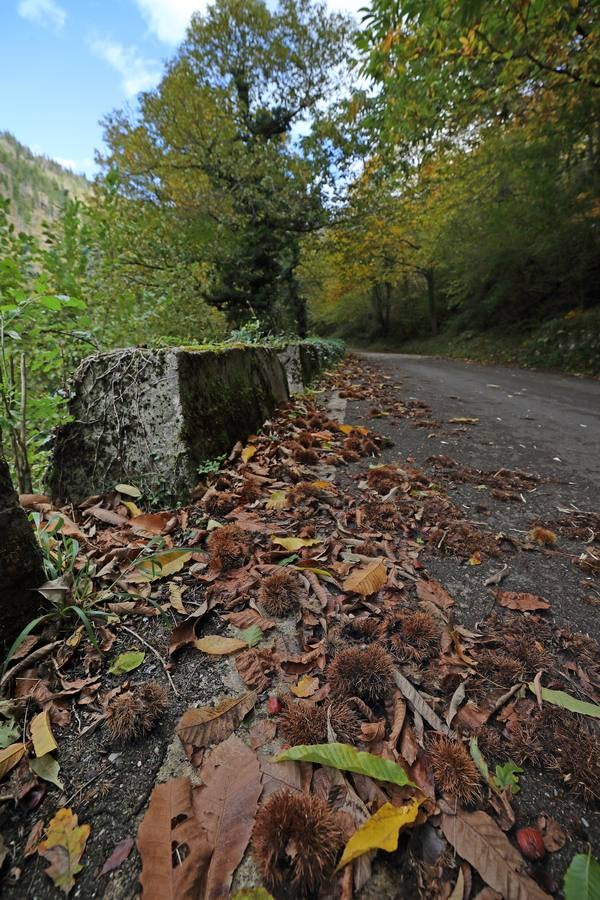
top-left (1, 353), bottom-right (599, 898)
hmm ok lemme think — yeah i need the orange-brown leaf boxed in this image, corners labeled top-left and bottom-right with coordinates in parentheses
top-left (494, 590), bottom-right (550, 611)
top-left (176, 692), bottom-right (256, 761)
top-left (343, 558), bottom-right (387, 596)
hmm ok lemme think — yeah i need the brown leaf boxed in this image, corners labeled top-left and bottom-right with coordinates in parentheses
top-left (176, 692), bottom-right (256, 763)
top-left (441, 809), bottom-right (551, 900)
top-left (290, 676), bottom-right (319, 698)
top-left (416, 578), bottom-right (454, 610)
top-left (168, 601), bottom-right (209, 655)
top-left (0, 743), bottom-right (26, 780)
top-left (236, 648), bottom-right (274, 692)
top-left (258, 754), bottom-right (311, 800)
top-left (137, 778), bottom-right (210, 900)
top-left (99, 836), bottom-right (134, 876)
top-left (249, 718), bottom-right (277, 750)
top-left (342, 558), bottom-right (387, 596)
top-left (394, 670), bottom-right (453, 736)
top-left (222, 610), bottom-right (276, 631)
top-left (536, 813), bottom-right (566, 852)
top-left (130, 512), bottom-right (172, 535)
top-left (195, 635), bottom-right (247, 655)
top-left (86, 505), bottom-right (129, 527)
top-left (193, 735), bottom-right (262, 900)
top-left (24, 820), bottom-right (44, 857)
top-left (494, 591), bottom-right (550, 612)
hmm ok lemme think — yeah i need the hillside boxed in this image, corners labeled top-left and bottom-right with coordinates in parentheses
top-left (0, 130), bottom-right (89, 237)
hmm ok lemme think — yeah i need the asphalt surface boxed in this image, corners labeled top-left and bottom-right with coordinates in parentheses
top-left (361, 352), bottom-right (600, 500)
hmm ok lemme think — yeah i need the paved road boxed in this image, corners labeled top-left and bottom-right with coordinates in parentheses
top-left (360, 352), bottom-right (600, 495)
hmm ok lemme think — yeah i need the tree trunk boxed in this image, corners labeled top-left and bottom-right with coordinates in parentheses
top-left (425, 269), bottom-right (438, 336)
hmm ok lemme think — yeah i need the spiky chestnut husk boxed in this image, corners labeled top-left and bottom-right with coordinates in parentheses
top-left (294, 447), bottom-right (319, 465)
top-left (386, 611), bottom-right (441, 664)
top-left (340, 449), bottom-right (360, 462)
top-left (297, 431), bottom-right (315, 448)
top-left (428, 736), bottom-right (481, 806)
top-left (238, 477), bottom-right (262, 504)
top-left (343, 434), bottom-right (363, 452)
top-left (367, 465), bottom-right (401, 493)
top-left (258, 570), bottom-right (304, 617)
top-left (288, 482), bottom-right (322, 504)
top-left (528, 526), bottom-right (557, 546)
top-left (252, 789), bottom-right (344, 898)
top-left (355, 541), bottom-right (379, 556)
top-left (343, 616), bottom-right (384, 643)
top-left (207, 524), bottom-right (251, 570)
top-left (362, 439), bottom-right (379, 455)
top-left (279, 699), bottom-right (361, 747)
top-left (327, 645), bottom-right (396, 704)
top-left (203, 491), bottom-right (236, 516)
top-left (106, 681), bottom-right (169, 742)
top-left (364, 501), bottom-right (403, 531)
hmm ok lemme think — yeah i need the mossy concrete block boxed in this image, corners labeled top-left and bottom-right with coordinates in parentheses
top-left (47, 346), bottom-right (290, 504)
top-left (0, 445), bottom-right (44, 644)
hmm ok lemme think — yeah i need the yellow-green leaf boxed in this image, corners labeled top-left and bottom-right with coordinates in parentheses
top-left (133, 550), bottom-right (192, 582)
top-left (276, 743), bottom-right (414, 787)
top-left (38, 807), bottom-right (90, 894)
top-left (342, 558), bottom-right (386, 595)
top-left (115, 483), bottom-right (142, 498)
top-left (195, 636), bottom-right (247, 655)
top-left (241, 445), bottom-right (257, 463)
top-left (31, 710), bottom-right (58, 757)
top-left (528, 684), bottom-right (600, 719)
top-left (108, 650), bottom-right (145, 675)
top-left (337, 800), bottom-right (420, 869)
top-left (0, 742), bottom-right (26, 780)
top-left (266, 490), bottom-right (288, 510)
top-left (29, 753), bottom-right (64, 790)
top-left (123, 500), bottom-right (143, 517)
top-left (271, 536), bottom-right (322, 552)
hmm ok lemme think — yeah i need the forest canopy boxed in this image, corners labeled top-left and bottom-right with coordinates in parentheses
top-left (1, 0), bottom-right (599, 489)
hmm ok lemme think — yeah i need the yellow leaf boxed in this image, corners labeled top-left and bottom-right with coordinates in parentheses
top-left (343, 558), bottom-right (387, 596)
top-left (38, 807), bottom-right (90, 894)
top-left (123, 500), bottom-right (143, 517)
top-left (195, 636), bottom-right (247, 655)
top-left (115, 483), bottom-right (141, 497)
top-left (133, 550), bottom-right (192, 582)
top-left (338, 424), bottom-right (369, 435)
top-left (0, 742), bottom-right (26, 780)
top-left (241, 445), bottom-right (257, 463)
top-left (266, 490), bottom-right (288, 510)
top-left (31, 710), bottom-right (58, 758)
top-left (468, 551), bottom-right (482, 566)
top-left (448, 417), bottom-right (479, 425)
top-left (167, 583), bottom-right (187, 614)
top-left (272, 536), bottom-right (322, 552)
top-left (290, 676), bottom-right (319, 698)
top-left (310, 480), bottom-right (333, 490)
top-left (337, 800), bottom-right (420, 869)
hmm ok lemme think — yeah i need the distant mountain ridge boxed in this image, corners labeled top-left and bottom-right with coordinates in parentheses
top-left (0, 131), bottom-right (89, 238)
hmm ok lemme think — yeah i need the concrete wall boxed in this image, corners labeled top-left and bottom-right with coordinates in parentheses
top-left (47, 341), bottom-right (341, 504)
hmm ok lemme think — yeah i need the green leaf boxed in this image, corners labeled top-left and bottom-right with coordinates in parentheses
top-left (564, 852), bottom-right (600, 900)
top-left (29, 753), bottom-right (64, 790)
top-left (0, 719), bottom-right (20, 749)
top-left (528, 684), bottom-right (600, 719)
top-left (493, 761), bottom-right (523, 795)
top-left (469, 736), bottom-right (489, 781)
top-left (108, 650), bottom-right (145, 675)
top-left (234, 625), bottom-right (263, 648)
top-left (275, 743), bottom-right (415, 787)
top-left (38, 295), bottom-right (63, 310)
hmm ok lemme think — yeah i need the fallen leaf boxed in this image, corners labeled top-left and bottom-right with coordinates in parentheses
top-left (232, 890), bottom-right (274, 899)
top-left (441, 809), bottom-right (551, 900)
top-left (266, 490), bottom-right (288, 510)
top-left (0, 743), bottom-right (25, 779)
top-left (241, 445), bottom-right (257, 463)
top-left (563, 851), bottom-right (600, 900)
top-left (30, 710), bottom-right (58, 757)
top-left (222, 610), bottom-right (276, 631)
top-left (290, 676), bottom-right (319, 698)
top-left (177, 692), bottom-right (256, 759)
top-left (108, 650), bottom-right (145, 675)
top-left (342, 558), bottom-right (387, 596)
top-left (337, 800), bottom-right (420, 869)
top-left (527, 683), bottom-right (600, 718)
top-left (536, 813), bottom-right (566, 853)
top-left (394, 670), bottom-right (453, 736)
top-left (87, 505), bottom-right (129, 527)
top-left (271, 536), bottom-right (322, 552)
top-left (495, 590), bottom-right (550, 611)
top-left (38, 807), bottom-right (91, 895)
top-left (194, 734), bottom-right (262, 899)
top-left (167, 583), bottom-right (187, 614)
top-left (276, 744), bottom-right (414, 787)
top-left (123, 500), bottom-right (143, 517)
top-left (29, 754), bottom-right (64, 790)
top-left (233, 625), bottom-right (263, 648)
top-left (24, 820), bottom-right (44, 857)
top-left (416, 579), bottom-right (454, 610)
top-left (249, 719), bottom-right (277, 750)
top-left (449, 417), bottom-right (479, 425)
top-left (99, 836), bottom-right (134, 876)
top-left (137, 777), bottom-right (210, 900)
top-left (131, 513), bottom-right (171, 535)
top-left (132, 550), bottom-right (192, 582)
top-left (116, 483), bottom-right (142, 497)
top-left (468, 551), bottom-right (482, 566)
top-left (168, 601), bottom-right (209, 655)
top-left (449, 867), bottom-right (465, 900)
top-left (195, 636), bottom-right (247, 655)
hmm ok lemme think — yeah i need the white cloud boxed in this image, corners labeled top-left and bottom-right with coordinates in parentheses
top-left (327, 0), bottom-right (368, 17)
top-left (54, 156), bottom-right (97, 177)
top-left (89, 38), bottom-right (162, 96)
top-left (133, 0), bottom-right (203, 45)
top-left (17, 0), bottom-right (66, 30)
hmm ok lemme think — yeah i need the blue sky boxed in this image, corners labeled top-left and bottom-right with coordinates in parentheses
top-left (1, 0), bottom-right (364, 179)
